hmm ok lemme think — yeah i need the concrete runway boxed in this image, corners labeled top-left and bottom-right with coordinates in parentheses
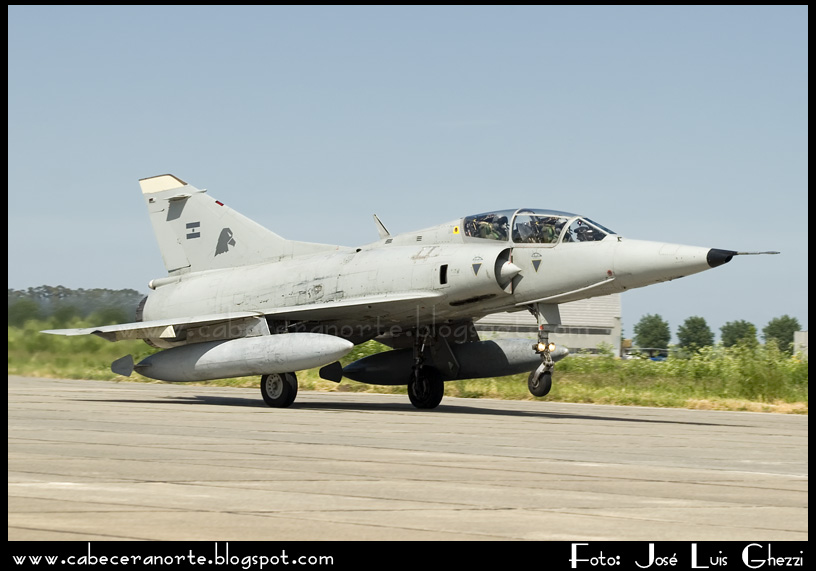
top-left (8, 375), bottom-right (808, 541)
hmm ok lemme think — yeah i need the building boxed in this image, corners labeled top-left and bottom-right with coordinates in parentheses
top-left (793, 330), bottom-right (808, 359)
top-left (475, 294), bottom-right (622, 355)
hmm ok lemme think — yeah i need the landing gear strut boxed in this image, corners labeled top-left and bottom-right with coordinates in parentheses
top-left (407, 329), bottom-right (444, 409)
top-left (528, 303), bottom-right (560, 398)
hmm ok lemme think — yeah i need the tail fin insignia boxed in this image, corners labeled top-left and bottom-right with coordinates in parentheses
top-left (215, 228), bottom-right (236, 255)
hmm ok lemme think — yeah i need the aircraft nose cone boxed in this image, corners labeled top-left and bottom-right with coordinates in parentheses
top-left (706, 249), bottom-right (737, 268)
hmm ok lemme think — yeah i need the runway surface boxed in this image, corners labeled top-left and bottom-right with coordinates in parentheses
top-left (8, 375), bottom-right (808, 541)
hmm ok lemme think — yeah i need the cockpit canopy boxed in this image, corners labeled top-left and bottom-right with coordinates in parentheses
top-left (462, 208), bottom-right (615, 244)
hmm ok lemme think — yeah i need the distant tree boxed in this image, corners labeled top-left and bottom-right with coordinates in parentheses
top-left (88, 307), bottom-right (130, 325)
top-left (762, 315), bottom-right (801, 354)
top-left (633, 314), bottom-right (671, 349)
top-left (720, 320), bottom-right (757, 347)
top-left (8, 286), bottom-right (144, 320)
top-left (51, 305), bottom-right (80, 327)
top-left (677, 316), bottom-right (714, 351)
top-left (8, 299), bottom-right (42, 327)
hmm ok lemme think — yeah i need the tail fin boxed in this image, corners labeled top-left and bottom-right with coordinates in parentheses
top-left (140, 174), bottom-right (342, 274)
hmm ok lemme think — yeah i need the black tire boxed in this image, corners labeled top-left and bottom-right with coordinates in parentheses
top-left (407, 367), bottom-right (444, 409)
top-left (528, 368), bottom-right (553, 397)
top-left (260, 372), bottom-right (298, 408)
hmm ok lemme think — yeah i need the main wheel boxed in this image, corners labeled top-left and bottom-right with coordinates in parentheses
top-left (407, 366), bottom-right (444, 409)
top-left (260, 372), bottom-right (298, 408)
top-left (528, 366), bottom-right (553, 397)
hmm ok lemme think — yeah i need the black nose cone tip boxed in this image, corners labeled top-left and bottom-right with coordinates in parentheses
top-left (707, 249), bottom-right (737, 268)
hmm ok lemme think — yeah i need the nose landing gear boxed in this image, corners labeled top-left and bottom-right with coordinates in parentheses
top-left (529, 303), bottom-right (560, 398)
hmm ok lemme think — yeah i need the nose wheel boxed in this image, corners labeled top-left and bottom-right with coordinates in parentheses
top-left (528, 364), bottom-right (553, 397)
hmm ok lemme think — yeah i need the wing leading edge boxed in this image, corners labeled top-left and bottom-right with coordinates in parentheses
top-left (41, 291), bottom-right (443, 343)
top-left (42, 312), bottom-right (264, 342)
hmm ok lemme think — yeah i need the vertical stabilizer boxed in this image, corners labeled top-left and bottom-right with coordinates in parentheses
top-left (139, 174), bottom-right (343, 275)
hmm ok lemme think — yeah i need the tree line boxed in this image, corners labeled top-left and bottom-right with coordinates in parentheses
top-left (632, 313), bottom-right (803, 354)
top-left (7, 286), bottom-right (145, 327)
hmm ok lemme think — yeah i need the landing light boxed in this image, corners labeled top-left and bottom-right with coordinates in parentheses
top-left (535, 342), bottom-right (557, 353)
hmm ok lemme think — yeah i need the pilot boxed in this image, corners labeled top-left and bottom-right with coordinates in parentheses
top-left (540, 218), bottom-right (557, 243)
top-left (477, 215), bottom-right (502, 240)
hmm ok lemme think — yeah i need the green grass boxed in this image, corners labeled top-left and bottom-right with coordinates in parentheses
top-left (8, 319), bottom-right (808, 414)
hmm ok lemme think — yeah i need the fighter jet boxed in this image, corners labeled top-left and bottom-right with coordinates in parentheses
top-left (43, 174), bottom-right (777, 409)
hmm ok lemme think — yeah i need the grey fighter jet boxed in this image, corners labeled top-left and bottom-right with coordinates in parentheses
top-left (43, 174), bottom-right (777, 409)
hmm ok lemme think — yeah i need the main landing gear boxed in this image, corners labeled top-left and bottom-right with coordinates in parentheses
top-left (260, 372), bottom-right (298, 408)
top-left (408, 366), bottom-right (445, 409)
top-left (408, 329), bottom-right (445, 409)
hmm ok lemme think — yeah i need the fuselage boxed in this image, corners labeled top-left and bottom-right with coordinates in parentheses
top-left (142, 208), bottom-right (731, 346)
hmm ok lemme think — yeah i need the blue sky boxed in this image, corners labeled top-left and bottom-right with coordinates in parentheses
top-left (8, 5), bottom-right (808, 340)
